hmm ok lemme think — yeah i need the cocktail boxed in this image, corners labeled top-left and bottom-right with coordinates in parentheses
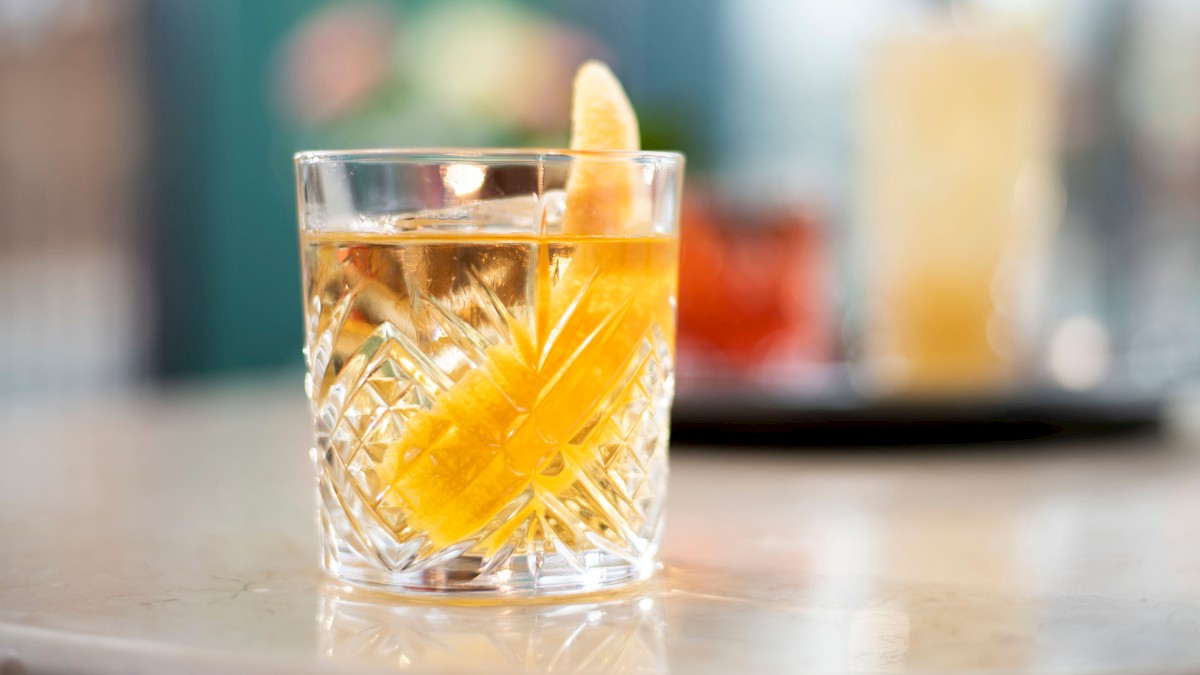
top-left (295, 64), bottom-right (684, 595)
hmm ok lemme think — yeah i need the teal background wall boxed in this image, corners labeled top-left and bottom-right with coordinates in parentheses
top-left (149, 0), bottom-right (322, 376)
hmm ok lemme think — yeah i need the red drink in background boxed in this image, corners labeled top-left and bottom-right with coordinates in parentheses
top-left (677, 192), bottom-right (830, 377)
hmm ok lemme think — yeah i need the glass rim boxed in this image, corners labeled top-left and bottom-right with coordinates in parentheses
top-left (294, 147), bottom-right (685, 165)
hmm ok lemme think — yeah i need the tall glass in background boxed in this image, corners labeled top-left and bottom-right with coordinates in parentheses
top-left (861, 24), bottom-right (1056, 397)
top-left (296, 150), bottom-right (683, 595)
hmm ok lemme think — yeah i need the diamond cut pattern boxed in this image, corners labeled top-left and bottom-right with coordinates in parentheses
top-left (310, 250), bottom-right (672, 581)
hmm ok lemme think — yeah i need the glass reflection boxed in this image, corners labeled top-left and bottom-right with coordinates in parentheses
top-left (319, 584), bottom-right (666, 673)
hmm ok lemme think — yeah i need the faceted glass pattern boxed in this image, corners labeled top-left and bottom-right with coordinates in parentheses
top-left (297, 151), bottom-right (683, 596)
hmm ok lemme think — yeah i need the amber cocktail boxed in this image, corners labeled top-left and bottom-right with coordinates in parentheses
top-left (296, 147), bottom-right (683, 595)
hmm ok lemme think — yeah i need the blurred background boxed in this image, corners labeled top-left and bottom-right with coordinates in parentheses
top-left (2, 0), bottom-right (1199, 440)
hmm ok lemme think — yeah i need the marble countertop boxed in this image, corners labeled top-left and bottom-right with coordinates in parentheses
top-left (2, 376), bottom-right (1199, 674)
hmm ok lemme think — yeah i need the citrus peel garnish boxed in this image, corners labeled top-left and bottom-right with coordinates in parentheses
top-left (376, 62), bottom-right (663, 552)
top-left (564, 60), bottom-right (642, 235)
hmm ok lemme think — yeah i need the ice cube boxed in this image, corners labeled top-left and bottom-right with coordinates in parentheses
top-left (377, 191), bottom-right (565, 235)
top-left (311, 190), bottom-right (569, 235)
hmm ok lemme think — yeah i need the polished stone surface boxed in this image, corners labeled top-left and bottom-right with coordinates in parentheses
top-left (2, 376), bottom-right (1200, 673)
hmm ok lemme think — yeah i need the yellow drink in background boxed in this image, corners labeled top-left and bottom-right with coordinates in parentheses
top-left (863, 31), bottom-right (1054, 395)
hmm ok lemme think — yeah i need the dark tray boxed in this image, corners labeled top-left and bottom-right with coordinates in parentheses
top-left (670, 374), bottom-right (1164, 446)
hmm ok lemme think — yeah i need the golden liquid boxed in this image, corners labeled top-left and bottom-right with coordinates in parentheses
top-left (303, 230), bottom-right (677, 561)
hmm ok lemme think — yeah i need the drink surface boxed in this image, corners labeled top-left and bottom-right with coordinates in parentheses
top-left (303, 225), bottom-right (677, 571)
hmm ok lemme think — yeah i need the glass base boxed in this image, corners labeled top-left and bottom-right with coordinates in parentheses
top-left (323, 548), bottom-right (657, 598)
top-left (316, 468), bottom-right (665, 598)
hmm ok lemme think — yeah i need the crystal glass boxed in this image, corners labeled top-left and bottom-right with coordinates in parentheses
top-left (295, 149), bottom-right (684, 596)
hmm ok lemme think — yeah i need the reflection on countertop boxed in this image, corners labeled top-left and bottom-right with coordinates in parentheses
top-left (320, 582), bottom-right (666, 673)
